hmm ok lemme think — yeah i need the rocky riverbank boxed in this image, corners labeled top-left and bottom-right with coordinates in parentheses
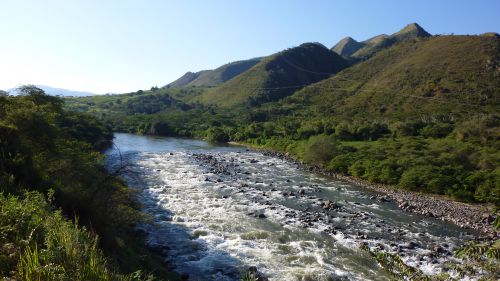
top-left (255, 149), bottom-right (498, 239)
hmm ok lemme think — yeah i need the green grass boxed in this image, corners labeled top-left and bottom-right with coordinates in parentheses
top-left (1, 192), bottom-right (124, 281)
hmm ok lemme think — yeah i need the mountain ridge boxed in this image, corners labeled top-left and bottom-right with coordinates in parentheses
top-left (332, 23), bottom-right (432, 59)
top-left (196, 42), bottom-right (350, 106)
top-left (165, 57), bottom-right (262, 88)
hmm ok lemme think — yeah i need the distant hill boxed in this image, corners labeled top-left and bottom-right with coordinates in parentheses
top-left (8, 85), bottom-right (95, 97)
top-left (332, 23), bottom-right (431, 59)
top-left (284, 34), bottom-right (499, 120)
top-left (165, 58), bottom-right (262, 88)
top-left (197, 43), bottom-right (350, 107)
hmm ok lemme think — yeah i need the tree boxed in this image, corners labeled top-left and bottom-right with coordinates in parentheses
top-left (149, 121), bottom-right (172, 136)
top-left (16, 85), bottom-right (63, 109)
top-left (205, 127), bottom-right (229, 142)
top-left (301, 135), bottom-right (342, 164)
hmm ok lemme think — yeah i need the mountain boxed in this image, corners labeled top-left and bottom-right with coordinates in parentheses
top-left (8, 85), bottom-right (95, 97)
top-left (165, 58), bottom-right (262, 88)
top-left (332, 23), bottom-right (432, 60)
top-left (282, 34), bottom-right (499, 120)
top-left (331, 37), bottom-right (364, 56)
top-left (196, 43), bottom-right (350, 107)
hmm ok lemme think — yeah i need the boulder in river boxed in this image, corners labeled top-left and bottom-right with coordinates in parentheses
top-left (322, 200), bottom-right (340, 210)
top-left (246, 266), bottom-right (269, 281)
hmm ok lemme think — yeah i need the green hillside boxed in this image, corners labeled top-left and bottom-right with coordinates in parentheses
top-left (285, 34), bottom-right (499, 120)
top-left (197, 43), bottom-right (350, 106)
top-left (165, 58), bottom-right (261, 88)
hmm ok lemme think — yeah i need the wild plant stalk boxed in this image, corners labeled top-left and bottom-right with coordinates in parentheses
top-left (241, 271), bottom-right (258, 281)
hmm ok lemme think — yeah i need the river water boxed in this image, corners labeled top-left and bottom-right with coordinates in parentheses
top-left (106, 133), bottom-right (478, 281)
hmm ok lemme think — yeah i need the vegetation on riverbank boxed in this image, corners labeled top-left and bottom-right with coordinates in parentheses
top-left (0, 86), bottom-right (177, 280)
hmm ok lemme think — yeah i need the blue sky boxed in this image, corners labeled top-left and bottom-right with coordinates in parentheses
top-left (0, 0), bottom-right (498, 94)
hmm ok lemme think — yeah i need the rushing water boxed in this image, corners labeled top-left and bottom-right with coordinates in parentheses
top-left (106, 133), bottom-right (478, 281)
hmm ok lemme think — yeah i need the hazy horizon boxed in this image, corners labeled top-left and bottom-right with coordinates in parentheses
top-left (1, 0), bottom-right (499, 94)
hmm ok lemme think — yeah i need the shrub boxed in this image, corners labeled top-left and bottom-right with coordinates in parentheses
top-left (300, 135), bottom-right (342, 164)
top-left (398, 165), bottom-right (435, 190)
top-left (149, 121), bottom-right (173, 136)
top-left (327, 155), bottom-right (352, 173)
top-left (349, 160), bottom-right (368, 178)
top-left (205, 127), bottom-right (229, 142)
top-left (421, 123), bottom-right (454, 138)
top-left (365, 160), bottom-right (401, 184)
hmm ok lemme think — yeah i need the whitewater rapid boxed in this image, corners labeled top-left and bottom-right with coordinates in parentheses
top-left (107, 133), bottom-right (477, 281)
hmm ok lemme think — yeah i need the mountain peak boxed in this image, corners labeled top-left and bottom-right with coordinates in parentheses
top-left (341, 36), bottom-right (356, 42)
top-left (405, 22), bottom-right (422, 29)
top-left (332, 36), bottom-right (364, 56)
top-left (394, 22), bottom-right (431, 38)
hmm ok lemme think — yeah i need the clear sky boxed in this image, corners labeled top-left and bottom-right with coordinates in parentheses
top-left (1, 0), bottom-right (499, 94)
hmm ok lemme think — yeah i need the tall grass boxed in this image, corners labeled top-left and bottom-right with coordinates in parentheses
top-left (0, 192), bottom-right (149, 281)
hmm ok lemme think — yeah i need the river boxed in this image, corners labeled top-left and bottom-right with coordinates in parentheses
top-left (106, 133), bottom-right (478, 281)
